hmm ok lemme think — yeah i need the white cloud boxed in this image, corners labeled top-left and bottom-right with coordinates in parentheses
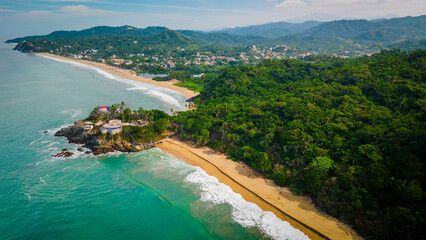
top-left (43, 0), bottom-right (101, 2)
top-left (21, 10), bottom-right (53, 16)
top-left (276, 0), bottom-right (307, 8)
top-left (274, 0), bottom-right (426, 20)
top-left (0, 8), bottom-right (17, 13)
top-left (59, 5), bottom-right (110, 16)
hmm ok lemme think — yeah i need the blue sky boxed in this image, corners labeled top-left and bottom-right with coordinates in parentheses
top-left (0, 0), bottom-right (425, 39)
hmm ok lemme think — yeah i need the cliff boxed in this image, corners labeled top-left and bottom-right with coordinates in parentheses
top-left (54, 121), bottom-right (158, 155)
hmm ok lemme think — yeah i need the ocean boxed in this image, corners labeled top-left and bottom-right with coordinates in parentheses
top-left (0, 43), bottom-right (308, 240)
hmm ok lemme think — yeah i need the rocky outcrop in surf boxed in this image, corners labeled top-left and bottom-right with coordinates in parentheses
top-left (54, 120), bottom-right (159, 155)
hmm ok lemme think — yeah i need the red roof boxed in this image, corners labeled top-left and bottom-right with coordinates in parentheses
top-left (100, 106), bottom-right (109, 108)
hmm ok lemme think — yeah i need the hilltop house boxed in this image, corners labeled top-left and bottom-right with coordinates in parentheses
top-left (100, 120), bottom-right (122, 135)
top-left (99, 106), bottom-right (110, 112)
top-left (84, 121), bottom-right (93, 131)
top-left (115, 108), bottom-right (124, 114)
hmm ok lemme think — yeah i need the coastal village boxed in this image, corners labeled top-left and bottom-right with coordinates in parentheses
top-left (54, 43), bottom-right (358, 75)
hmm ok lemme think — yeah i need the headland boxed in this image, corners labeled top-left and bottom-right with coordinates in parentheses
top-left (46, 53), bottom-right (360, 240)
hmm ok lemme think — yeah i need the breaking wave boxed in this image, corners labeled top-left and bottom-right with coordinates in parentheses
top-left (39, 54), bottom-right (117, 80)
top-left (146, 90), bottom-right (181, 108)
top-left (39, 54), bottom-right (185, 110)
top-left (185, 167), bottom-right (310, 240)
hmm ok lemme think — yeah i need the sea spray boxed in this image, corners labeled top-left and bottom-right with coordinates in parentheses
top-left (185, 167), bottom-right (310, 240)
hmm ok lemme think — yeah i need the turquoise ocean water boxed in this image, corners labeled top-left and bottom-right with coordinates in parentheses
top-left (0, 43), bottom-right (308, 240)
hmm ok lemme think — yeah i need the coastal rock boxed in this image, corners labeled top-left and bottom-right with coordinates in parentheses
top-left (51, 149), bottom-right (74, 158)
top-left (55, 121), bottom-right (158, 155)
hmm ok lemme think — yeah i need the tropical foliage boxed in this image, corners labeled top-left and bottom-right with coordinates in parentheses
top-left (172, 50), bottom-right (426, 239)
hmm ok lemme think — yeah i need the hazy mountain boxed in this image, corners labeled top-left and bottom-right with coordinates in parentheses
top-left (178, 30), bottom-right (272, 45)
top-left (6, 15), bottom-right (426, 53)
top-left (286, 12), bottom-right (343, 23)
top-left (302, 15), bottom-right (426, 43)
top-left (367, 13), bottom-right (400, 22)
top-left (216, 21), bottom-right (322, 38)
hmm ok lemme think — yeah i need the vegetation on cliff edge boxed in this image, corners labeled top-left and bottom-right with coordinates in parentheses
top-left (171, 49), bottom-right (426, 240)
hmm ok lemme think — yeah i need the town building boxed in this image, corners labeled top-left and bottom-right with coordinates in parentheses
top-left (99, 106), bottom-right (110, 112)
top-left (100, 120), bottom-right (122, 135)
top-left (84, 121), bottom-right (93, 131)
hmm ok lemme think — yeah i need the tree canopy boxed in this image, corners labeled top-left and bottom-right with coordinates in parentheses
top-left (172, 49), bottom-right (426, 240)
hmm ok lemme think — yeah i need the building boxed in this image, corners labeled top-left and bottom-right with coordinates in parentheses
top-left (110, 59), bottom-right (133, 66)
top-left (101, 120), bottom-right (122, 135)
top-left (84, 121), bottom-right (93, 131)
top-left (99, 106), bottom-right (110, 112)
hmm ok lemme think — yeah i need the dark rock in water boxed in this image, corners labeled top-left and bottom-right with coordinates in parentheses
top-left (43, 130), bottom-right (48, 134)
top-left (51, 150), bottom-right (74, 158)
top-left (77, 148), bottom-right (84, 152)
top-left (61, 148), bottom-right (68, 152)
top-left (54, 121), bottom-right (159, 155)
top-left (85, 151), bottom-right (91, 154)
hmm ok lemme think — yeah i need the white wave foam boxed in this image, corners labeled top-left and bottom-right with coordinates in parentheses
top-left (39, 54), bottom-right (187, 109)
top-left (62, 166), bottom-right (72, 171)
top-left (146, 90), bottom-right (181, 107)
top-left (127, 86), bottom-right (148, 91)
top-left (24, 193), bottom-right (31, 201)
top-left (42, 124), bottom-right (73, 137)
top-left (47, 142), bottom-right (59, 147)
top-left (39, 177), bottom-right (46, 184)
top-left (93, 67), bottom-right (116, 80)
top-left (60, 109), bottom-right (83, 118)
top-left (40, 54), bottom-right (117, 80)
top-left (185, 168), bottom-right (310, 240)
top-left (95, 150), bottom-right (126, 157)
top-left (29, 135), bottom-right (44, 145)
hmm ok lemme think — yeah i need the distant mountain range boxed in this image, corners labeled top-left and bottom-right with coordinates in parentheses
top-left (301, 16), bottom-right (426, 42)
top-left (215, 21), bottom-right (322, 38)
top-left (6, 15), bottom-right (426, 54)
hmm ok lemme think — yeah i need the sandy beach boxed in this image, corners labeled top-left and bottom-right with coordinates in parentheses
top-left (43, 53), bottom-right (360, 240)
top-left (158, 138), bottom-right (361, 240)
top-left (41, 53), bottom-right (199, 99)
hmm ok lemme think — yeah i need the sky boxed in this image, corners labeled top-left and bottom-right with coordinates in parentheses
top-left (0, 0), bottom-right (425, 40)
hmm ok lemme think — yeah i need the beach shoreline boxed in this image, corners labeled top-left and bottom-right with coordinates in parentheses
top-left (40, 53), bottom-right (199, 99)
top-left (42, 52), bottom-right (360, 240)
top-left (158, 138), bottom-right (361, 240)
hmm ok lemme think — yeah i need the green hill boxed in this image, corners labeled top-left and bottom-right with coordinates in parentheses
top-left (12, 29), bottom-right (198, 54)
top-left (6, 25), bottom-right (169, 43)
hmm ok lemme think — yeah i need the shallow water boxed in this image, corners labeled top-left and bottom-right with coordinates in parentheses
top-left (0, 43), bottom-right (308, 240)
